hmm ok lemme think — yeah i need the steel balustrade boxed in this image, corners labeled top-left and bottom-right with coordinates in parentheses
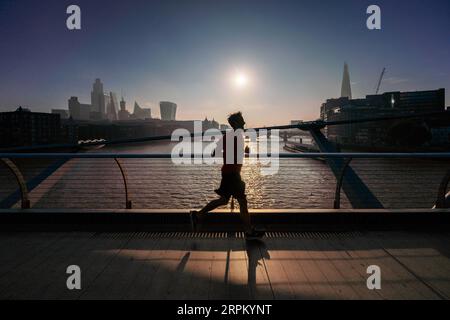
top-left (0, 158), bottom-right (30, 209)
top-left (0, 152), bottom-right (449, 210)
top-left (114, 158), bottom-right (132, 209)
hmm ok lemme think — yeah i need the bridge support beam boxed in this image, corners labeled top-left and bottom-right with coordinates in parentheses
top-left (309, 129), bottom-right (383, 209)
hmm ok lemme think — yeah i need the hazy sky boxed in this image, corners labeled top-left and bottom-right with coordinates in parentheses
top-left (0, 0), bottom-right (449, 127)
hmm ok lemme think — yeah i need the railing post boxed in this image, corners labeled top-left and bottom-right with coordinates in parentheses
top-left (435, 169), bottom-right (450, 209)
top-left (333, 158), bottom-right (352, 209)
top-left (114, 158), bottom-right (132, 209)
top-left (0, 158), bottom-right (30, 209)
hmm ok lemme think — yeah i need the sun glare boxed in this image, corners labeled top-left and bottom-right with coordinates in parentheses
top-left (233, 72), bottom-right (249, 89)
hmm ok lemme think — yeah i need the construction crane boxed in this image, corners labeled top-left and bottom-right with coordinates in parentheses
top-left (375, 67), bottom-right (386, 94)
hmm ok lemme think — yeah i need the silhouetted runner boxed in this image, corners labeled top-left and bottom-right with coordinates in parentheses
top-left (190, 112), bottom-right (265, 239)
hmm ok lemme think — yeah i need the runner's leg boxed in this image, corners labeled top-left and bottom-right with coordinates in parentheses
top-left (198, 196), bottom-right (229, 216)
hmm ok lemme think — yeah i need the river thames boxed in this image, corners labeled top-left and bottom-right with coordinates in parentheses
top-left (1, 140), bottom-right (447, 210)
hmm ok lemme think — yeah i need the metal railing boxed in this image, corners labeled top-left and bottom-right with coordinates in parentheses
top-left (0, 152), bottom-right (449, 210)
top-left (0, 158), bottom-right (30, 209)
top-left (1, 152), bottom-right (450, 159)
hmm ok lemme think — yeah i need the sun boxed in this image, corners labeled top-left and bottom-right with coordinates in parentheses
top-left (233, 72), bottom-right (249, 89)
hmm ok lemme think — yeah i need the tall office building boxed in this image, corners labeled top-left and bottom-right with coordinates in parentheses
top-left (106, 92), bottom-right (118, 121)
top-left (132, 101), bottom-right (151, 120)
top-left (341, 63), bottom-right (352, 99)
top-left (0, 107), bottom-right (61, 147)
top-left (320, 88), bottom-right (445, 147)
top-left (91, 78), bottom-right (106, 118)
top-left (159, 101), bottom-right (177, 120)
top-left (68, 96), bottom-right (91, 120)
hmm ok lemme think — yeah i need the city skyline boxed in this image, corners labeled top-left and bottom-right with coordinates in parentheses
top-left (0, 0), bottom-right (449, 127)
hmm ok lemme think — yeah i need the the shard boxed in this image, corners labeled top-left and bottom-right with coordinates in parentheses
top-left (340, 62), bottom-right (352, 99)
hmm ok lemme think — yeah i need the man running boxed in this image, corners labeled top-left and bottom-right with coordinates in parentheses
top-left (190, 112), bottom-right (264, 239)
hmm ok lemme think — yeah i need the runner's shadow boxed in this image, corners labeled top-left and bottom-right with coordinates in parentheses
top-left (245, 239), bottom-right (270, 298)
top-left (176, 252), bottom-right (191, 273)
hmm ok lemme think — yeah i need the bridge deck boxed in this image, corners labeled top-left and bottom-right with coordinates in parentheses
top-left (1, 208), bottom-right (449, 231)
top-left (0, 231), bottom-right (449, 300)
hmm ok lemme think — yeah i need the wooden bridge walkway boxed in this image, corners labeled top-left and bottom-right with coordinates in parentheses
top-left (1, 230), bottom-right (449, 300)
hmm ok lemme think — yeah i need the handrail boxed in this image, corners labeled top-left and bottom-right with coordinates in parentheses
top-left (0, 152), bottom-right (449, 159)
top-left (114, 158), bottom-right (132, 209)
top-left (0, 158), bottom-right (30, 209)
top-left (1, 152), bottom-right (449, 211)
top-left (333, 158), bottom-right (352, 209)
